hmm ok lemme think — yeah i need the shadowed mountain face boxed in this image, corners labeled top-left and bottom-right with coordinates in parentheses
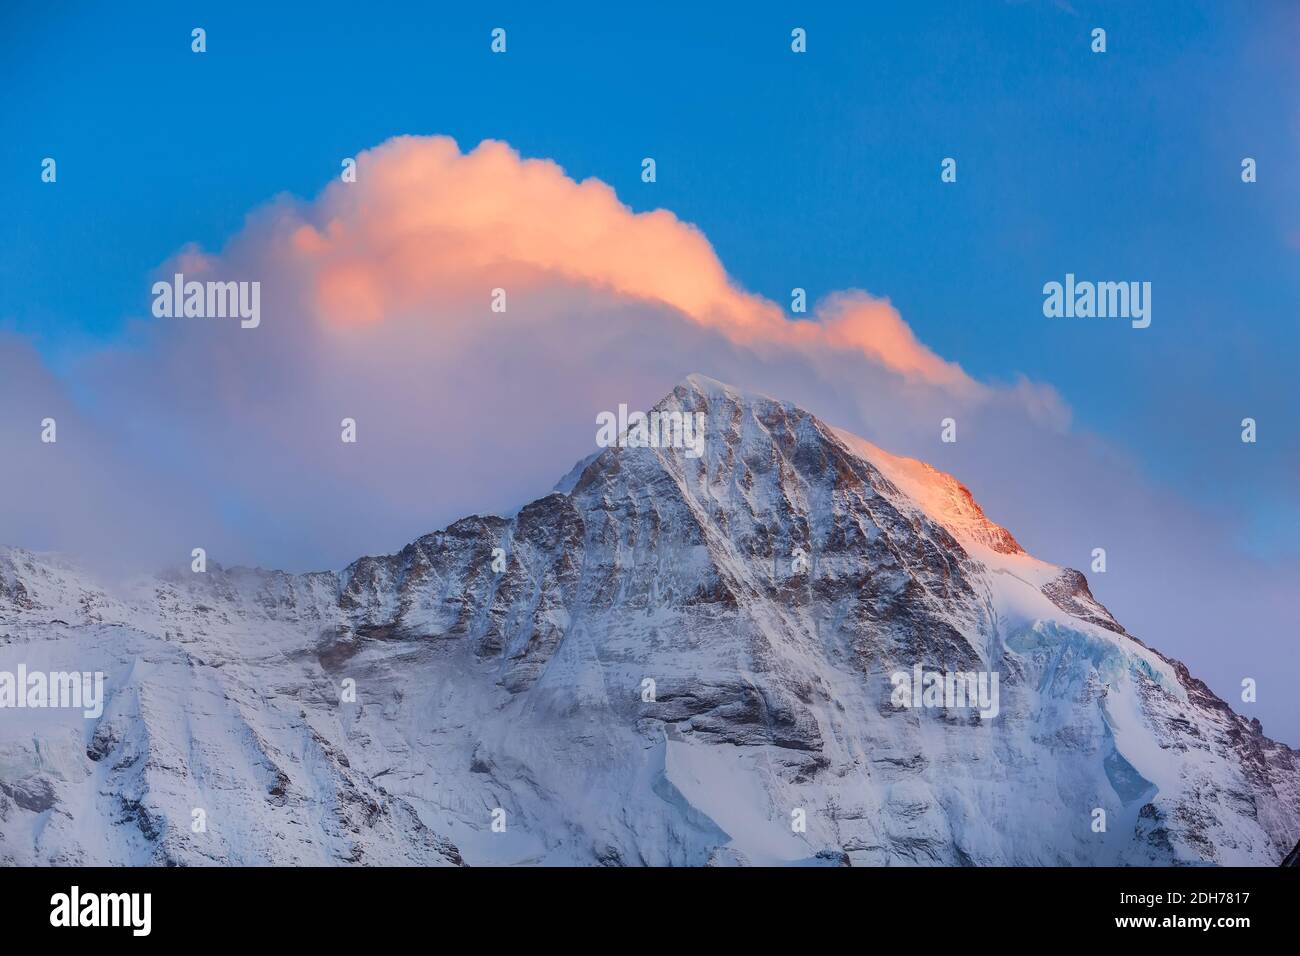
top-left (1, 375), bottom-right (1296, 865)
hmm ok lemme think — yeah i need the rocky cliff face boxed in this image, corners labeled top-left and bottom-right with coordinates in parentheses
top-left (1, 375), bottom-right (1296, 865)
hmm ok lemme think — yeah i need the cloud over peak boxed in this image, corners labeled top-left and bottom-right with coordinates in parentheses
top-left (269, 135), bottom-right (973, 390)
top-left (14, 134), bottom-right (1070, 573)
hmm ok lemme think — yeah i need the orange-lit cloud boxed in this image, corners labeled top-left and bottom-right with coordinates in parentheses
top-left (279, 136), bottom-right (973, 390)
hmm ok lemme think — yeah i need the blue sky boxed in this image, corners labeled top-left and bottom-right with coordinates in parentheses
top-left (1, 2), bottom-right (1297, 736)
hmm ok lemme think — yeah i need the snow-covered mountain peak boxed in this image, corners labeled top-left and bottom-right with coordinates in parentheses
top-left (2, 378), bottom-right (1297, 867)
top-left (613, 373), bottom-right (1026, 562)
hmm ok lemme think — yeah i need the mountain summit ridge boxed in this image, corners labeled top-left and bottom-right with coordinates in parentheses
top-left (1, 376), bottom-right (1296, 865)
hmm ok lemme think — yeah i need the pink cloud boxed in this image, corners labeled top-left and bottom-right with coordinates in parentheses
top-left (277, 136), bottom-right (978, 390)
